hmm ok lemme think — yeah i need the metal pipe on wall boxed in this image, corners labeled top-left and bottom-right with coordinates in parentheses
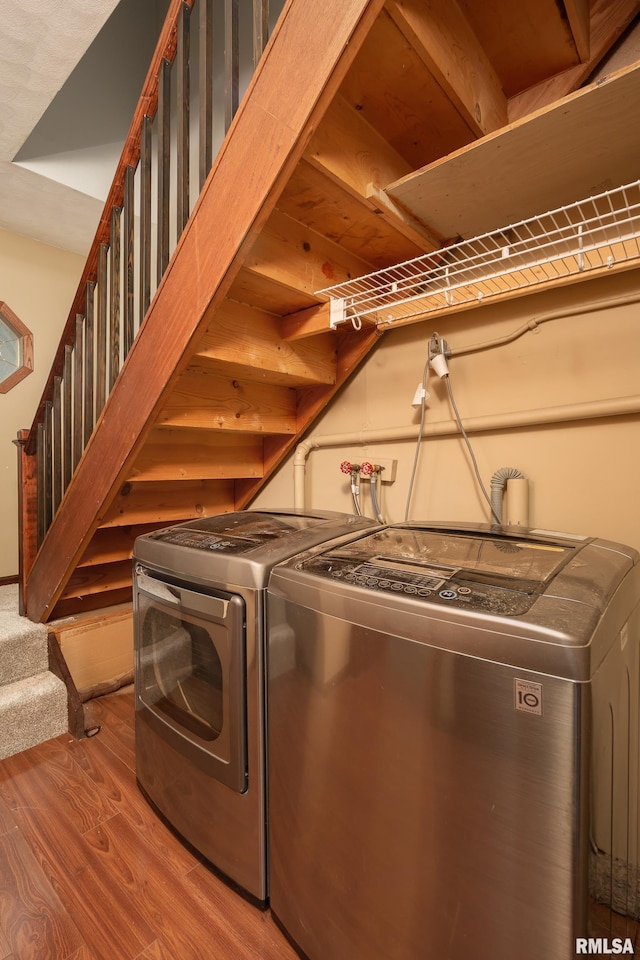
top-left (449, 290), bottom-right (640, 358)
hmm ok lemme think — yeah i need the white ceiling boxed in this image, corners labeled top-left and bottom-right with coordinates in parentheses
top-left (0, 0), bottom-right (167, 256)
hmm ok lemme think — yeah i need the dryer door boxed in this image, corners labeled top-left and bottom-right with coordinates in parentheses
top-left (135, 567), bottom-right (247, 793)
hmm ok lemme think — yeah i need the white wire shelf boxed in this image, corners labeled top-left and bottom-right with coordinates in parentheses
top-left (319, 180), bottom-right (640, 329)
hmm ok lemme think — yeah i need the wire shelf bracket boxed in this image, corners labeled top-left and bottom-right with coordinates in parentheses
top-left (319, 180), bottom-right (640, 330)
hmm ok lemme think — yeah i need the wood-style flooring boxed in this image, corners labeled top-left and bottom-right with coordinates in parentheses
top-left (2, 690), bottom-right (639, 959)
top-left (0, 691), bottom-right (298, 960)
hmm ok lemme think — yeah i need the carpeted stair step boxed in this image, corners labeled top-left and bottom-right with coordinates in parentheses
top-left (0, 672), bottom-right (69, 760)
top-left (0, 584), bottom-right (49, 685)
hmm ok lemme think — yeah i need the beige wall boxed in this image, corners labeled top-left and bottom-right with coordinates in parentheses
top-left (0, 228), bottom-right (84, 578)
top-left (254, 268), bottom-right (640, 553)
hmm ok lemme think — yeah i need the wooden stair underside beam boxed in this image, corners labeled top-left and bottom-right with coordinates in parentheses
top-left (77, 525), bottom-right (167, 566)
top-left (385, 0), bottom-right (508, 137)
top-left (507, 0), bottom-right (640, 119)
top-left (26, 0), bottom-right (387, 623)
top-left (190, 299), bottom-right (337, 387)
top-left (278, 159), bottom-right (430, 266)
top-left (100, 480), bottom-right (237, 527)
top-left (242, 209), bottom-right (373, 297)
top-left (156, 369), bottom-right (298, 432)
top-left (128, 429), bottom-right (265, 482)
top-left (235, 325), bottom-right (381, 507)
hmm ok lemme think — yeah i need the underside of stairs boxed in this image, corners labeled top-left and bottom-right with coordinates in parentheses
top-left (19, 0), bottom-right (640, 623)
top-left (21, 0), bottom-right (390, 624)
top-left (0, 585), bottom-right (68, 759)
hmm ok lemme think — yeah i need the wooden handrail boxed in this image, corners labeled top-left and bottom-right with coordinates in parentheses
top-left (25, 0), bottom-right (195, 456)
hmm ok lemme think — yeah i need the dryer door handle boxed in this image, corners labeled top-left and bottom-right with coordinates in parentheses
top-left (135, 567), bottom-right (231, 622)
top-left (136, 569), bottom-right (182, 606)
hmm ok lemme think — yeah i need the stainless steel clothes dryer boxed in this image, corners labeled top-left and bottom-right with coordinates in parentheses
top-left (267, 522), bottom-right (640, 959)
top-left (133, 508), bottom-right (375, 904)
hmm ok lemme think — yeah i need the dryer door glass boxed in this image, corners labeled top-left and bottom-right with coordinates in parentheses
top-left (142, 606), bottom-right (224, 742)
top-left (135, 573), bottom-right (247, 793)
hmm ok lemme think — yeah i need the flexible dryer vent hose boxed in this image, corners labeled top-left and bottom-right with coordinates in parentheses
top-left (490, 466), bottom-right (528, 525)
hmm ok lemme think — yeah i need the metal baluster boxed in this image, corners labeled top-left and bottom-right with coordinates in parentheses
top-left (123, 165), bottom-right (135, 354)
top-left (73, 314), bottom-right (84, 470)
top-left (253, 0), bottom-right (269, 67)
top-left (62, 344), bottom-right (73, 492)
top-left (225, 0), bottom-right (239, 131)
top-left (157, 58), bottom-right (171, 281)
top-left (43, 402), bottom-right (53, 531)
top-left (95, 243), bottom-right (109, 417)
top-left (177, 2), bottom-right (191, 234)
top-left (110, 206), bottom-right (122, 390)
top-left (52, 377), bottom-right (62, 514)
top-left (36, 421), bottom-right (46, 546)
top-left (140, 115), bottom-right (153, 322)
top-left (199, 0), bottom-right (213, 190)
top-left (83, 282), bottom-right (95, 446)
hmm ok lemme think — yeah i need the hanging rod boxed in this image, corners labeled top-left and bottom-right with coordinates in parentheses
top-left (319, 179), bottom-right (640, 330)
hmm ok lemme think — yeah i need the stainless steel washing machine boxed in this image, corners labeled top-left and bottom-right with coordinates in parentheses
top-left (133, 508), bottom-right (375, 904)
top-left (267, 522), bottom-right (640, 959)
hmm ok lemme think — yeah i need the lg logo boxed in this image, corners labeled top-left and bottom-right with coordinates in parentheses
top-left (514, 678), bottom-right (543, 716)
top-left (518, 690), bottom-right (540, 709)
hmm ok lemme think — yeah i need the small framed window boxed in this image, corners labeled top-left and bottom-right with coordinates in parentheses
top-left (0, 302), bottom-right (33, 393)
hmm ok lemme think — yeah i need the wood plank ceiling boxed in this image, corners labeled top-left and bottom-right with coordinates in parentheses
top-left (28, 0), bottom-right (640, 621)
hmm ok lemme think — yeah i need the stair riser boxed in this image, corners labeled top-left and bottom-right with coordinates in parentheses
top-left (0, 629), bottom-right (49, 686)
top-left (0, 673), bottom-right (68, 761)
top-left (0, 585), bottom-right (50, 686)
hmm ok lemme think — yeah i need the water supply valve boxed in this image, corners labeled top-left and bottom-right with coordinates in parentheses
top-left (361, 461), bottom-right (386, 478)
top-left (340, 460), bottom-right (362, 517)
top-left (339, 460), bottom-right (361, 482)
top-left (340, 459), bottom-right (396, 482)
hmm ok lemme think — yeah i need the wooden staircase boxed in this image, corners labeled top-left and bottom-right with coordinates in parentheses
top-left (18, 0), bottom-right (639, 623)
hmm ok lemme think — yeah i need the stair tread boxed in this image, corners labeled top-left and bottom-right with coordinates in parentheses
top-left (0, 671), bottom-right (67, 703)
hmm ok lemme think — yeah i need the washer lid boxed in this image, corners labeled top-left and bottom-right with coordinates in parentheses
top-left (303, 525), bottom-right (576, 592)
top-left (330, 526), bottom-right (576, 590)
top-left (270, 522), bottom-right (639, 678)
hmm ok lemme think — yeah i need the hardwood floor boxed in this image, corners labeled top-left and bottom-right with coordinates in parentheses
top-left (2, 690), bottom-right (639, 959)
top-left (0, 691), bottom-right (299, 960)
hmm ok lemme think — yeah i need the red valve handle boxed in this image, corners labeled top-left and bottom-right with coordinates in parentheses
top-left (360, 461), bottom-right (374, 476)
top-left (340, 460), bottom-right (352, 474)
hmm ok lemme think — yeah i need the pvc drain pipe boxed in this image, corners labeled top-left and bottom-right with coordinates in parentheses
top-left (293, 393), bottom-right (640, 509)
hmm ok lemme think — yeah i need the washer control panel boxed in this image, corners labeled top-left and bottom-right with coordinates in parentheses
top-left (341, 558), bottom-right (449, 594)
top-left (302, 554), bottom-right (536, 616)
